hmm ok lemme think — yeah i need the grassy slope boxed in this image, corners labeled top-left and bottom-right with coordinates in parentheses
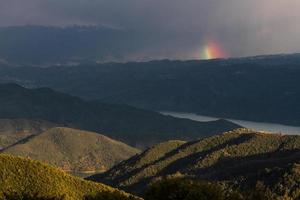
top-left (0, 119), bottom-right (57, 150)
top-left (2, 127), bottom-right (140, 172)
top-left (0, 154), bottom-right (140, 200)
top-left (92, 128), bottom-right (300, 195)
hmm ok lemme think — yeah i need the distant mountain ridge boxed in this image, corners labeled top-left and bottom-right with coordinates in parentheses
top-left (2, 127), bottom-right (140, 174)
top-left (0, 84), bottom-right (240, 148)
top-left (90, 129), bottom-right (300, 196)
top-left (1, 54), bottom-right (300, 126)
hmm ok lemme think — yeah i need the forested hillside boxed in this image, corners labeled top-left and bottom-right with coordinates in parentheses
top-left (90, 128), bottom-right (300, 198)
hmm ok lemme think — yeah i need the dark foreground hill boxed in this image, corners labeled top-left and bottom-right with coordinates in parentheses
top-left (0, 154), bottom-right (140, 200)
top-left (0, 119), bottom-right (57, 150)
top-left (2, 54), bottom-right (300, 126)
top-left (2, 127), bottom-right (140, 174)
top-left (90, 128), bottom-right (300, 198)
top-left (0, 84), bottom-right (240, 148)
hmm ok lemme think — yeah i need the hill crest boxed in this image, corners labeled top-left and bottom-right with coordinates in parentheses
top-left (0, 118), bottom-right (57, 150)
top-left (90, 128), bottom-right (300, 194)
top-left (2, 127), bottom-right (140, 173)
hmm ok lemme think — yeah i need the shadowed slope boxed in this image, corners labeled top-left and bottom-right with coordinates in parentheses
top-left (0, 84), bottom-right (241, 148)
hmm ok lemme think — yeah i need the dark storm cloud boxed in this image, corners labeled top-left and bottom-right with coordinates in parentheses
top-left (1, 0), bottom-right (300, 60)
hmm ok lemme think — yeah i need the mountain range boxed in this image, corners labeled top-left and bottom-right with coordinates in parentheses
top-left (90, 128), bottom-right (300, 198)
top-left (2, 26), bottom-right (300, 199)
top-left (0, 83), bottom-right (239, 148)
top-left (1, 54), bottom-right (300, 126)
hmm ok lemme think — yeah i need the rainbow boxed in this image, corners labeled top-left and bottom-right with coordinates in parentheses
top-left (201, 41), bottom-right (227, 60)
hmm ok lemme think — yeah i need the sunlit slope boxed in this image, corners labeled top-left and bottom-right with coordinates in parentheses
top-left (2, 127), bottom-right (140, 172)
top-left (0, 154), bottom-right (141, 200)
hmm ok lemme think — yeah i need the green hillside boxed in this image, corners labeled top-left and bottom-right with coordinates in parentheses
top-left (2, 127), bottom-right (140, 174)
top-left (0, 154), bottom-right (140, 200)
top-left (0, 84), bottom-right (241, 148)
top-left (91, 128), bottom-right (300, 198)
top-left (0, 119), bottom-right (57, 150)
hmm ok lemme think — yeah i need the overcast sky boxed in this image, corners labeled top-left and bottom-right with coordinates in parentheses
top-left (1, 0), bottom-right (300, 60)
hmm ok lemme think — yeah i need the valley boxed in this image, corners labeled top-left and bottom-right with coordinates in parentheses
top-left (1, 57), bottom-right (300, 199)
top-left (0, 83), bottom-right (240, 148)
top-left (1, 54), bottom-right (300, 126)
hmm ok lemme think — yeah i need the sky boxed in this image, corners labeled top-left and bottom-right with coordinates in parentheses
top-left (1, 0), bottom-right (300, 60)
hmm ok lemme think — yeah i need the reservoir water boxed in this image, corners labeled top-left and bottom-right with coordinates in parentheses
top-left (161, 111), bottom-right (300, 135)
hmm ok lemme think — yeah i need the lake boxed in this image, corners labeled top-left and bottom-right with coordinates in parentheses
top-left (161, 111), bottom-right (300, 135)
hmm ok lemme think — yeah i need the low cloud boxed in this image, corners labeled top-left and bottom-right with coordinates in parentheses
top-left (1, 0), bottom-right (300, 60)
